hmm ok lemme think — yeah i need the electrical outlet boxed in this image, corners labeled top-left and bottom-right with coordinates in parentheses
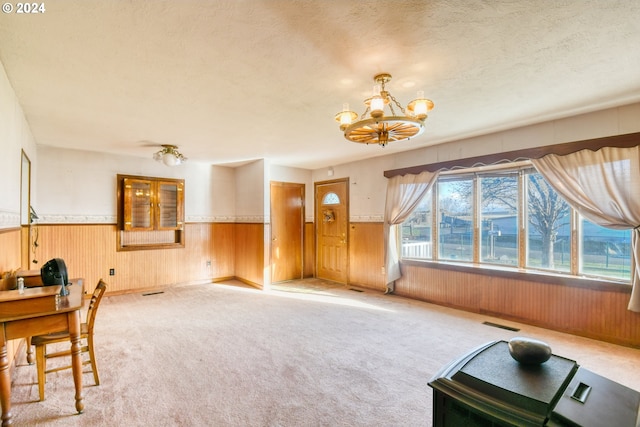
top-left (109, 268), bottom-right (115, 276)
top-left (206, 260), bottom-right (211, 267)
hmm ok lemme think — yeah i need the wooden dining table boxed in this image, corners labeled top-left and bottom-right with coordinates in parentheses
top-left (0, 282), bottom-right (85, 426)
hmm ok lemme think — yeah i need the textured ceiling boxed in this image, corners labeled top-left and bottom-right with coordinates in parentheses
top-left (1, 1), bottom-right (639, 169)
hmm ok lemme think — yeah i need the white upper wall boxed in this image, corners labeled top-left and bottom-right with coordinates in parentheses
top-left (35, 145), bottom-right (236, 223)
top-left (209, 165), bottom-right (236, 221)
top-left (0, 60), bottom-right (37, 229)
top-left (235, 159), bottom-right (265, 222)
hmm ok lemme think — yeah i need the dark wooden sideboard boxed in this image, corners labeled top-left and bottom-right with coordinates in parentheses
top-left (429, 340), bottom-right (640, 426)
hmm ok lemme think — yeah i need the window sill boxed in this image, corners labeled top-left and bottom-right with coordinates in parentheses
top-left (400, 259), bottom-right (632, 294)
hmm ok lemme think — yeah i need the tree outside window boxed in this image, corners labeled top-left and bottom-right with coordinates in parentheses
top-left (525, 172), bottom-right (571, 271)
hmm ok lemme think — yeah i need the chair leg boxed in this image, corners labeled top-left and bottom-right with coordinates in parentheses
top-left (87, 335), bottom-right (100, 386)
top-left (35, 344), bottom-right (46, 401)
top-left (26, 336), bottom-right (35, 365)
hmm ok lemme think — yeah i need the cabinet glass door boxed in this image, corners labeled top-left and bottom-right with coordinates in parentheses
top-left (157, 181), bottom-right (184, 230)
top-left (124, 179), bottom-right (153, 230)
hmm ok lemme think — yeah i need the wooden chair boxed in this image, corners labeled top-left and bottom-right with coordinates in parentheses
top-left (30, 279), bottom-right (107, 401)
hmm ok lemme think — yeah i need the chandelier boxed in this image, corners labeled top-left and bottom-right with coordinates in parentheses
top-left (153, 145), bottom-right (187, 166)
top-left (335, 73), bottom-right (434, 146)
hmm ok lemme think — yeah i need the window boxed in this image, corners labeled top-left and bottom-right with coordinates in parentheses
top-left (480, 174), bottom-right (519, 266)
top-left (322, 192), bottom-right (340, 205)
top-left (438, 179), bottom-right (473, 262)
top-left (400, 163), bottom-right (632, 284)
top-left (401, 188), bottom-right (432, 259)
top-left (117, 174), bottom-right (185, 251)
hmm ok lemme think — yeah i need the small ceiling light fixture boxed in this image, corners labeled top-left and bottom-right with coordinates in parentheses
top-left (153, 144), bottom-right (187, 166)
top-left (335, 73), bottom-right (434, 147)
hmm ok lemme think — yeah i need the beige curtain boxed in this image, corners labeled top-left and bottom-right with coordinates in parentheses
top-left (384, 170), bottom-right (439, 293)
top-left (531, 146), bottom-right (640, 311)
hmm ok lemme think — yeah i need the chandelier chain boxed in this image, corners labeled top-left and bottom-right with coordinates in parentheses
top-left (387, 93), bottom-right (407, 116)
top-left (360, 106), bottom-right (371, 120)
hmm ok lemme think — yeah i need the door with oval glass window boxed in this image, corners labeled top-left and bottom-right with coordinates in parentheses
top-left (315, 179), bottom-right (349, 284)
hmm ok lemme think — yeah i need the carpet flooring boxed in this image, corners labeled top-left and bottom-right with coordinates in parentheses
top-left (7, 278), bottom-right (640, 426)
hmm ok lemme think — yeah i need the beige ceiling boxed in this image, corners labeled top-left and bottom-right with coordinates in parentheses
top-left (1, 1), bottom-right (639, 169)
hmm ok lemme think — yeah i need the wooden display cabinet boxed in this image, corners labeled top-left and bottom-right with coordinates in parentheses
top-left (117, 174), bottom-right (185, 251)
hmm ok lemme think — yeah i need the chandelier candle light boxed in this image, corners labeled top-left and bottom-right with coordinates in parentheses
top-left (153, 144), bottom-right (187, 166)
top-left (335, 73), bottom-right (434, 146)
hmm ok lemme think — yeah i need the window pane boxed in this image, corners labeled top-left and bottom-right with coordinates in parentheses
top-left (438, 179), bottom-right (473, 261)
top-left (580, 219), bottom-right (631, 280)
top-left (479, 175), bottom-right (518, 265)
top-left (525, 172), bottom-right (571, 272)
top-left (401, 189), bottom-right (432, 259)
top-left (322, 192), bottom-right (340, 205)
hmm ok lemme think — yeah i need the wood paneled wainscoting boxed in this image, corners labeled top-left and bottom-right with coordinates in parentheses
top-left (396, 262), bottom-right (640, 347)
top-left (0, 227), bottom-right (23, 367)
top-left (28, 223), bottom-right (236, 294)
top-left (0, 228), bottom-right (21, 279)
top-left (21, 221), bottom-right (285, 293)
top-left (234, 223), bottom-right (265, 288)
top-left (349, 222), bottom-right (386, 292)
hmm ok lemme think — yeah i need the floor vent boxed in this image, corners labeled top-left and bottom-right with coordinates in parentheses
top-left (142, 291), bottom-right (164, 296)
top-left (482, 321), bottom-right (520, 332)
top-left (349, 288), bottom-right (364, 292)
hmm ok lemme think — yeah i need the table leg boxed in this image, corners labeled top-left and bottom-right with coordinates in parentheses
top-left (67, 311), bottom-right (84, 414)
top-left (0, 331), bottom-right (13, 426)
